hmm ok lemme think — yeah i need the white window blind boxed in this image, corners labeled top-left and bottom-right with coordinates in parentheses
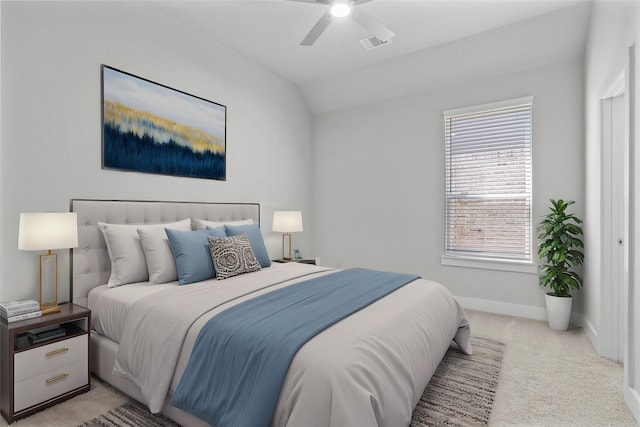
top-left (444, 97), bottom-right (533, 262)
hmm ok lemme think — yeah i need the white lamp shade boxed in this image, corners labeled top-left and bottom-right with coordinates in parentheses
top-left (18, 212), bottom-right (79, 251)
top-left (272, 211), bottom-right (303, 233)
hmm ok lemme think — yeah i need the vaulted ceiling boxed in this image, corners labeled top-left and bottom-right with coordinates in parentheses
top-left (150, 0), bottom-right (592, 113)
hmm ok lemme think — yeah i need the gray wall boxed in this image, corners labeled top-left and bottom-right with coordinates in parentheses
top-left (0, 1), bottom-right (313, 303)
top-left (0, 1), bottom-right (588, 319)
top-left (312, 59), bottom-right (585, 317)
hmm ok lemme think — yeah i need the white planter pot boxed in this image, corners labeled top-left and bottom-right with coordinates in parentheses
top-left (544, 293), bottom-right (572, 331)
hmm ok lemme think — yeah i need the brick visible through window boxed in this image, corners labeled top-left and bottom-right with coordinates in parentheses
top-left (444, 97), bottom-right (533, 261)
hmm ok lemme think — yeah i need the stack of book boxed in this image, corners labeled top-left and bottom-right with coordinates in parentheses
top-left (0, 300), bottom-right (42, 323)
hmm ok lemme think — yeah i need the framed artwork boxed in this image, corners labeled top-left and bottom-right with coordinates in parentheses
top-left (101, 65), bottom-right (226, 180)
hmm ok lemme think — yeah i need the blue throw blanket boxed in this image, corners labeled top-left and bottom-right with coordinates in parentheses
top-left (171, 269), bottom-right (418, 427)
top-left (170, 268), bottom-right (419, 427)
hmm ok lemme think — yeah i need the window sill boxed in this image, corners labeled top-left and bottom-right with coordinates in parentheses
top-left (440, 254), bottom-right (538, 274)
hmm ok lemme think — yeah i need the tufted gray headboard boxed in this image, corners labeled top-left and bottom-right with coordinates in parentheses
top-left (70, 199), bottom-right (260, 307)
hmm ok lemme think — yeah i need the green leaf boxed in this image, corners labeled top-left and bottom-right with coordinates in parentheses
top-left (536, 198), bottom-right (583, 296)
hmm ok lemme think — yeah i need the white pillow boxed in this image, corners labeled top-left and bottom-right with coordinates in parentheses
top-left (98, 219), bottom-right (191, 287)
top-left (138, 225), bottom-right (192, 284)
top-left (193, 218), bottom-right (253, 230)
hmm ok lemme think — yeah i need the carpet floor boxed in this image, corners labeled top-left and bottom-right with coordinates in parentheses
top-left (76, 336), bottom-right (503, 427)
top-left (3, 310), bottom-right (634, 426)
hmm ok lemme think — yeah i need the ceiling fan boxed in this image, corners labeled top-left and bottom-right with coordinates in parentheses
top-left (290, 0), bottom-right (395, 47)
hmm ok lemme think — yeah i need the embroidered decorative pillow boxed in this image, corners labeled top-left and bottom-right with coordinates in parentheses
top-left (208, 233), bottom-right (261, 280)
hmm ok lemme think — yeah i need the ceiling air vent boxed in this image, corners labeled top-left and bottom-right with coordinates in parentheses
top-left (359, 35), bottom-right (391, 50)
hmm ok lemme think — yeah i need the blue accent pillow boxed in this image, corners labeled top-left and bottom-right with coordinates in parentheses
top-left (222, 224), bottom-right (272, 268)
top-left (166, 227), bottom-right (227, 285)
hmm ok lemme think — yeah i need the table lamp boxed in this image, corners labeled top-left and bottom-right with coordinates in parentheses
top-left (18, 212), bottom-right (78, 315)
top-left (272, 211), bottom-right (303, 260)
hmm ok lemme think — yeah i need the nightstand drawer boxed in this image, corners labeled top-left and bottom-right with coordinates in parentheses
top-left (14, 359), bottom-right (88, 412)
top-left (14, 334), bottom-right (87, 382)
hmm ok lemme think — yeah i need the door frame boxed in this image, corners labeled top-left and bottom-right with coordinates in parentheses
top-left (625, 43), bottom-right (640, 423)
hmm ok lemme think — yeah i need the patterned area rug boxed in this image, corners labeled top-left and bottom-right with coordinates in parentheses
top-left (80, 336), bottom-right (504, 427)
top-left (78, 401), bottom-right (180, 427)
top-left (411, 336), bottom-right (505, 426)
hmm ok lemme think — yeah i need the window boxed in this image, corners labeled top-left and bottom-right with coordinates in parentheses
top-left (443, 97), bottom-right (533, 268)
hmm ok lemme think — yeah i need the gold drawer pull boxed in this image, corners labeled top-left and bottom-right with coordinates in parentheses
top-left (46, 347), bottom-right (69, 357)
top-left (46, 373), bottom-right (69, 384)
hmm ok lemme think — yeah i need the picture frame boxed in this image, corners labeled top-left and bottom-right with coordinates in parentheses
top-left (101, 65), bottom-right (226, 181)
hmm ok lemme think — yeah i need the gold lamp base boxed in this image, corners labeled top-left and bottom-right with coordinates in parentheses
top-left (282, 233), bottom-right (292, 260)
top-left (39, 251), bottom-right (60, 316)
top-left (40, 303), bottom-right (61, 316)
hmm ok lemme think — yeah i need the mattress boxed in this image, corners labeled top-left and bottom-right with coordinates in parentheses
top-left (89, 262), bottom-right (470, 426)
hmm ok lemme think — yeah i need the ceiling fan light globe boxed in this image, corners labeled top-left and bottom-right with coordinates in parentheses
top-left (330, 3), bottom-right (351, 18)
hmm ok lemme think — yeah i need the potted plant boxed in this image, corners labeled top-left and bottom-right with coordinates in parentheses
top-left (537, 199), bottom-right (584, 330)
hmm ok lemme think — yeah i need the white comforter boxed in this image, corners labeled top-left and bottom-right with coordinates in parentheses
top-left (108, 263), bottom-right (470, 427)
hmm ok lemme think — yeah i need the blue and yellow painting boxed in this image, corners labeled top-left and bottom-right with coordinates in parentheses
top-left (102, 66), bottom-right (226, 180)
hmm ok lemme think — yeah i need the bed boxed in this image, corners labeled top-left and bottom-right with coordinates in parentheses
top-left (71, 199), bottom-right (471, 427)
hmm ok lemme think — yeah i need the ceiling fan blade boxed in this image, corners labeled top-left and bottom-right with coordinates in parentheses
top-left (350, 7), bottom-right (395, 42)
top-left (301, 10), bottom-right (333, 46)
top-left (353, 0), bottom-right (374, 5)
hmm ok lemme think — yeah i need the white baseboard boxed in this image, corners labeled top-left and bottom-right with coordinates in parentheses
top-left (455, 297), bottom-right (597, 334)
top-left (455, 296), bottom-right (547, 321)
top-left (625, 386), bottom-right (640, 425)
top-left (574, 312), bottom-right (599, 351)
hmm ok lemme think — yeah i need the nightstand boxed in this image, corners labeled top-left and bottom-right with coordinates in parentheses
top-left (0, 303), bottom-right (91, 423)
top-left (273, 259), bottom-right (316, 265)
